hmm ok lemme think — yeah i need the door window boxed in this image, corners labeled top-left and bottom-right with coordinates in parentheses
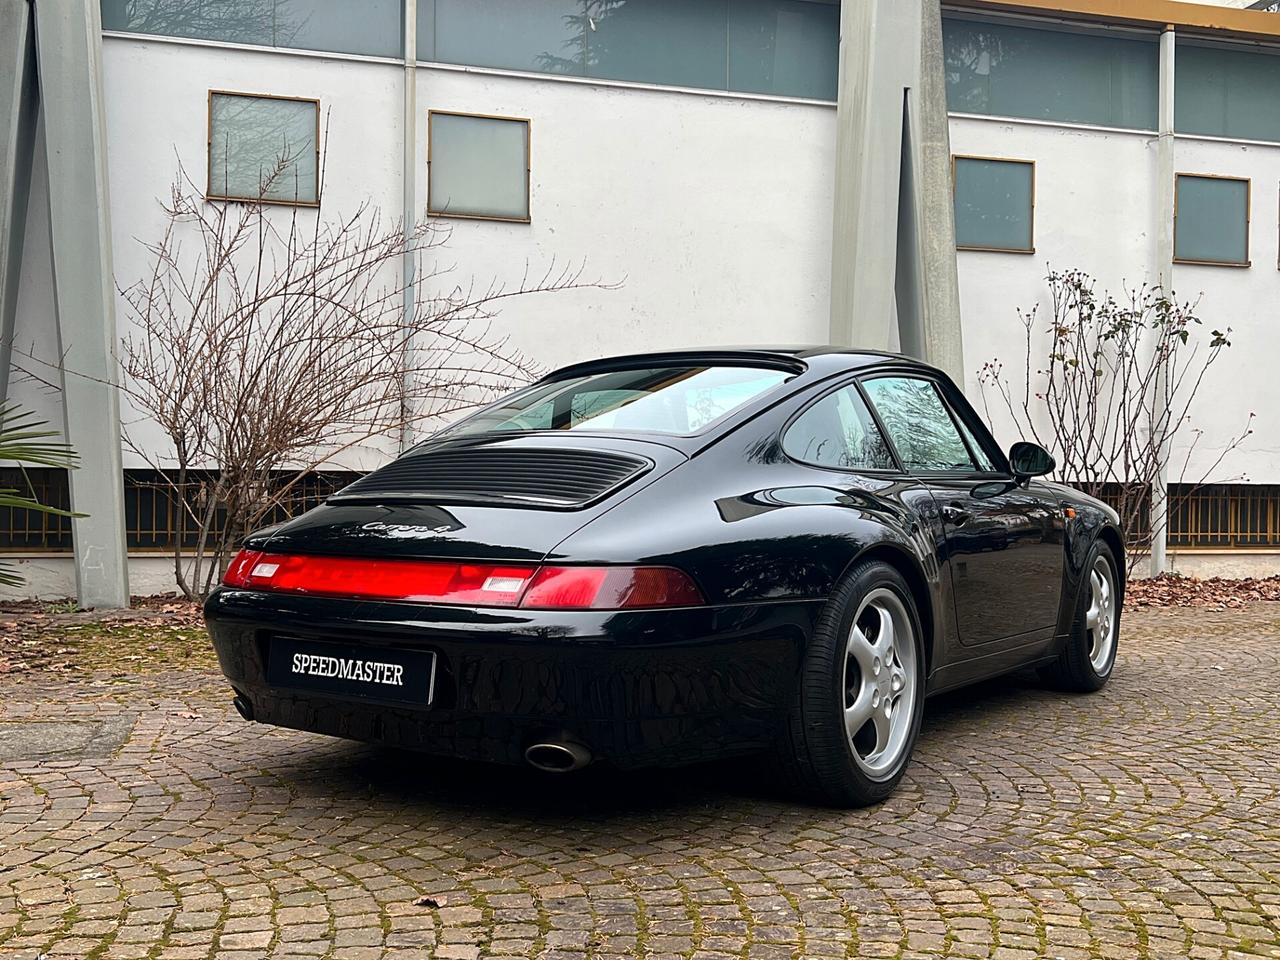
top-left (783, 385), bottom-right (895, 470)
top-left (862, 377), bottom-right (976, 472)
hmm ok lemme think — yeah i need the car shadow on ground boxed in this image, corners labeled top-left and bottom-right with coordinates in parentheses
top-left (279, 668), bottom-right (1055, 820)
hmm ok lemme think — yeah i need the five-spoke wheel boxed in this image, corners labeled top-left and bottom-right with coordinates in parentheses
top-left (1042, 540), bottom-right (1121, 692)
top-left (1085, 553), bottom-right (1117, 673)
top-left (842, 588), bottom-right (918, 780)
top-left (774, 560), bottom-right (925, 807)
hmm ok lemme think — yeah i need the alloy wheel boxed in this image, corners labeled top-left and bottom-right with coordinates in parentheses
top-left (1085, 554), bottom-right (1117, 673)
top-left (842, 588), bottom-right (918, 780)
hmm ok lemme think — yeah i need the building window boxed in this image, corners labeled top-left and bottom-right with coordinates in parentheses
top-left (1177, 41), bottom-right (1280, 143)
top-left (942, 15), bottom-right (1159, 130)
top-left (416, 0), bottom-right (840, 101)
top-left (428, 111), bottom-right (531, 223)
top-left (952, 156), bottom-right (1035, 254)
top-left (1174, 174), bottom-right (1250, 267)
top-left (207, 91), bottom-right (320, 206)
top-left (102, 0), bottom-right (404, 59)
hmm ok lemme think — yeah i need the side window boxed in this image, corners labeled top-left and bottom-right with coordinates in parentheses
top-left (783, 386), bottom-right (896, 470)
top-left (862, 377), bottom-right (976, 472)
top-left (954, 415), bottom-right (998, 472)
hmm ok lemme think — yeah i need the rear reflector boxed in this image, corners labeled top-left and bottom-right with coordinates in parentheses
top-left (222, 551), bottom-right (703, 609)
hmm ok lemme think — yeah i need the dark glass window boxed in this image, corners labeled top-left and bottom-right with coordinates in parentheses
top-left (862, 377), bottom-right (976, 472)
top-left (418, 0), bottom-right (839, 99)
top-left (943, 16), bottom-right (1158, 130)
top-left (783, 386), bottom-right (894, 470)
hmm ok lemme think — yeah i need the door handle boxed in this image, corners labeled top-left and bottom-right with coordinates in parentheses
top-left (941, 503), bottom-right (971, 526)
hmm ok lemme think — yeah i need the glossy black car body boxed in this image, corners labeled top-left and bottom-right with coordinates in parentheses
top-left (206, 348), bottom-right (1123, 778)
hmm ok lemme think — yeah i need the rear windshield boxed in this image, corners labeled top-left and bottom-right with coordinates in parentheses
top-left (439, 365), bottom-right (793, 438)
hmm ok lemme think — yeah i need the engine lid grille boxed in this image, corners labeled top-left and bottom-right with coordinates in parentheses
top-left (329, 446), bottom-right (653, 510)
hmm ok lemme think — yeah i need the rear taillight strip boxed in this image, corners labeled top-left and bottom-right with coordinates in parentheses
top-left (222, 550), bottom-right (704, 610)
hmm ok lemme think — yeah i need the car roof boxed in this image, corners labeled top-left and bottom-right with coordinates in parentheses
top-left (544, 346), bottom-right (946, 384)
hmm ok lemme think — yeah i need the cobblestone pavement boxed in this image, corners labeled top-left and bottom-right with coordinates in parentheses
top-left (0, 605), bottom-right (1277, 960)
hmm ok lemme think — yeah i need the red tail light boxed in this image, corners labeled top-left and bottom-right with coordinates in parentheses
top-left (519, 566), bottom-right (704, 610)
top-left (221, 550), bottom-right (536, 606)
top-left (222, 551), bottom-right (704, 610)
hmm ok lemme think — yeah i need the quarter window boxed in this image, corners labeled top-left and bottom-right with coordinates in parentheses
top-left (862, 377), bottom-right (976, 472)
top-left (208, 92), bottom-right (319, 206)
top-left (783, 386), bottom-right (895, 470)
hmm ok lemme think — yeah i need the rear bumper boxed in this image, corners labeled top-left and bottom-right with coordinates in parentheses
top-left (204, 588), bottom-right (821, 768)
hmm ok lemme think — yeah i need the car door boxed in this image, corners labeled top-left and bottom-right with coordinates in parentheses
top-left (860, 373), bottom-right (1065, 647)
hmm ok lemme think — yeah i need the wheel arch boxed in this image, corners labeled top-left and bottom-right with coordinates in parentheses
top-left (1096, 525), bottom-right (1126, 600)
top-left (844, 542), bottom-right (936, 678)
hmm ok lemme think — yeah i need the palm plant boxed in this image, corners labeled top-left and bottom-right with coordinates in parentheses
top-left (0, 404), bottom-right (82, 587)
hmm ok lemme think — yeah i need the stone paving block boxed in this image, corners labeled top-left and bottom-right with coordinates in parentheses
top-left (0, 605), bottom-right (1277, 958)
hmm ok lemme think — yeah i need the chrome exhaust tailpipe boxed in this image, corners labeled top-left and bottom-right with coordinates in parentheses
top-left (524, 741), bottom-right (592, 773)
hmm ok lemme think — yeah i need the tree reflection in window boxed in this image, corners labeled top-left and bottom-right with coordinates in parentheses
top-left (862, 378), bottom-right (976, 472)
top-left (783, 387), bottom-right (894, 471)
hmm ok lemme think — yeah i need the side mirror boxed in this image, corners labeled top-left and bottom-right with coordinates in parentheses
top-left (1009, 441), bottom-right (1055, 480)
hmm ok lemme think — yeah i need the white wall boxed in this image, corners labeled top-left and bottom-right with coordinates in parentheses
top-left (87, 39), bottom-right (836, 468)
top-left (949, 114), bottom-right (1278, 486)
top-left (412, 66), bottom-right (836, 372)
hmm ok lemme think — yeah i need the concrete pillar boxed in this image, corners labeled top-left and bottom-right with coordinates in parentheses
top-left (915, 0), bottom-right (965, 382)
top-left (830, 0), bottom-right (964, 384)
top-left (1149, 26), bottom-right (1177, 577)
top-left (33, 0), bottom-right (129, 607)
top-left (400, 0), bottom-right (418, 453)
top-left (0, 0), bottom-right (36, 403)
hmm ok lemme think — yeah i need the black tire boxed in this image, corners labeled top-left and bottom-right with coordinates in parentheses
top-left (771, 560), bottom-right (926, 807)
top-left (1041, 539), bottom-right (1121, 693)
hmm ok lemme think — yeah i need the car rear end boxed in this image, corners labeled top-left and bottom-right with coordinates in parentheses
top-left (204, 360), bottom-right (816, 769)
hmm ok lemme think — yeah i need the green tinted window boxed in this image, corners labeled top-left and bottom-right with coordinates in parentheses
top-left (953, 157), bottom-right (1034, 253)
top-left (418, 0), bottom-right (839, 99)
top-left (102, 0), bottom-right (403, 58)
top-left (428, 113), bottom-right (530, 221)
top-left (943, 17), bottom-right (1158, 130)
top-left (208, 93), bottom-right (318, 205)
top-left (1175, 175), bottom-right (1250, 266)
top-left (1177, 42), bottom-right (1280, 143)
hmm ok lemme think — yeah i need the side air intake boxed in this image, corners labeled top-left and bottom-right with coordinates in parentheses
top-left (329, 446), bottom-right (652, 510)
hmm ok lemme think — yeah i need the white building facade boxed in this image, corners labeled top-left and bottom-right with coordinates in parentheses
top-left (4, 0), bottom-right (1280, 596)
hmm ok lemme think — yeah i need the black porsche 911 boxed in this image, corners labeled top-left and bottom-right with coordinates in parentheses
top-left (206, 348), bottom-right (1123, 807)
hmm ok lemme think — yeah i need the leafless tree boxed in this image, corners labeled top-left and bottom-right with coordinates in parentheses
top-left (114, 154), bottom-right (612, 599)
top-left (977, 268), bottom-right (1253, 572)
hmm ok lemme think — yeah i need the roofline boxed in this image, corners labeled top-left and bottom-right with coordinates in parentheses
top-left (542, 350), bottom-right (812, 383)
top-left (944, 0), bottom-right (1280, 42)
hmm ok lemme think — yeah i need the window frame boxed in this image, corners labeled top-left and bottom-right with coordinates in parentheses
top-left (858, 369), bottom-right (1012, 481)
top-left (427, 109), bottom-right (532, 224)
top-left (1173, 172), bottom-right (1252, 268)
top-left (206, 89), bottom-right (322, 208)
top-left (951, 155), bottom-right (1037, 255)
top-left (780, 377), bottom-right (903, 475)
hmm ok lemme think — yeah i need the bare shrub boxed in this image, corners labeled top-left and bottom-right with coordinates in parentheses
top-left (116, 161), bottom-right (612, 599)
top-left (977, 267), bottom-right (1253, 572)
